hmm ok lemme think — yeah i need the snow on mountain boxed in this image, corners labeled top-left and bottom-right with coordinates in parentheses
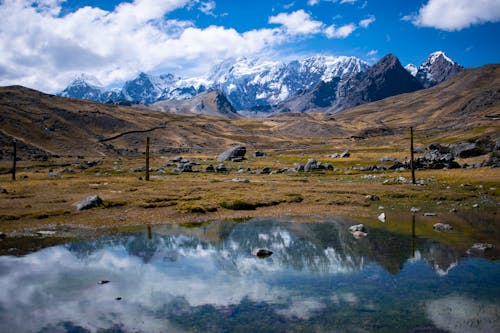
top-left (405, 51), bottom-right (464, 88)
top-left (405, 64), bottom-right (418, 77)
top-left (209, 55), bottom-right (369, 110)
top-left (58, 55), bottom-right (368, 109)
top-left (58, 75), bottom-right (108, 102)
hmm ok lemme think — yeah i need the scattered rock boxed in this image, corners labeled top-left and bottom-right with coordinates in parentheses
top-left (340, 150), bottom-right (350, 158)
top-left (424, 212), bottom-right (437, 217)
top-left (0, 187), bottom-right (7, 194)
top-left (0, 232), bottom-right (6, 239)
top-left (217, 145), bottom-right (246, 162)
top-left (98, 280), bottom-right (110, 285)
top-left (452, 142), bottom-right (484, 158)
top-left (329, 153), bottom-right (340, 158)
top-left (232, 178), bottom-right (250, 183)
top-left (36, 231), bottom-right (56, 236)
top-left (472, 203), bottom-right (479, 208)
top-left (205, 164), bottom-right (215, 172)
top-left (260, 167), bottom-right (271, 174)
top-left (365, 194), bottom-right (380, 201)
top-left (115, 297), bottom-right (122, 301)
top-left (449, 208), bottom-right (457, 213)
top-left (253, 151), bottom-right (266, 157)
top-left (253, 249), bottom-right (273, 258)
top-left (76, 195), bottom-right (103, 211)
top-left (216, 164), bottom-right (229, 173)
top-left (379, 156), bottom-right (396, 162)
top-left (348, 224), bottom-right (366, 233)
top-left (467, 243), bottom-right (495, 255)
top-left (410, 207), bottom-right (420, 213)
top-left (433, 223), bottom-right (453, 231)
top-left (378, 206), bottom-right (384, 210)
top-left (378, 212), bottom-right (386, 223)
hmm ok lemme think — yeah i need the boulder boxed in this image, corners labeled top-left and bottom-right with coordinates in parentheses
top-left (352, 231), bottom-right (368, 239)
top-left (260, 167), bottom-right (271, 174)
top-left (453, 142), bottom-right (484, 158)
top-left (365, 194), bottom-right (380, 201)
top-left (217, 145), bottom-right (246, 162)
top-left (340, 150), bottom-right (350, 158)
top-left (205, 164), bottom-right (215, 172)
top-left (378, 212), bottom-right (386, 222)
top-left (76, 195), bottom-right (103, 211)
top-left (216, 163), bottom-right (229, 173)
top-left (232, 178), bottom-right (250, 183)
top-left (304, 159), bottom-right (317, 172)
top-left (348, 224), bottom-right (366, 233)
top-left (433, 223), bottom-right (452, 231)
top-left (253, 151), bottom-right (266, 157)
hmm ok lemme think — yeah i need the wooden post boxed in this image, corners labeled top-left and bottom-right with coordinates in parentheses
top-left (410, 127), bottom-right (416, 184)
top-left (147, 225), bottom-right (152, 240)
top-left (12, 139), bottom-right (16, 181)
top-left (145, 136), bottom-right (150, 181)
top-left (411, 213), bottom-right (416, 258)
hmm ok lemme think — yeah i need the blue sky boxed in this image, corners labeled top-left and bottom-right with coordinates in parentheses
top-left (0, 0), bottom-right (499, 92)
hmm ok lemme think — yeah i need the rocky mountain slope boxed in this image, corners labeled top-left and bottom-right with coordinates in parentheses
top-left (278, 54), bottom-right (424, 113)
top-left (147, 89), bottom-right (240, 118)
top-left (406, 51), bottom-right (464, 88)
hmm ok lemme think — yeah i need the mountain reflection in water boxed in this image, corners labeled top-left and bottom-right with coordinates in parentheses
top-left (0, 218), bottom-right (498, 333)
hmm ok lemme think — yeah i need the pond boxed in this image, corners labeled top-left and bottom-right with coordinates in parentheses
top-left (0, 217), bottom-right (499, 333)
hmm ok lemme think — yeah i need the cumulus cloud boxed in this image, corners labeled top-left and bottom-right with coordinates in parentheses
top-left (0, 0), bottom-right (284, 92)
top-left (410, 0), bottom-right (500, 31)
top-left (359, 15), bottom-right (376, 28)
top-left (308, 0), bottom-right (357, 5)
top-left (324, 23), bottom-right (356, 38)
top-left (269, 9), bottom-right (323, 35)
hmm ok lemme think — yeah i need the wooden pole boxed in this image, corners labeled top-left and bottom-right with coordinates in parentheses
top-left (411, 214), bottom-right (416, 258)
top-left (145, 136), bottom-right (150, 181)
top-left (410, 127), bottom-right (416, 184)
top-left (147, 225), bottom-right (152, 240)
top-left (12, 139), bottom-right (16, 181)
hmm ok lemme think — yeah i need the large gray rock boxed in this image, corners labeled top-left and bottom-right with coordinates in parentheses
top-left (304, 159), bottom-right (317, 172)
top-left (453, 142), bottom-right (484, 158)
top-left (76, 195), bottom-right (103, 211)
top-left (217, 145), bottom-right (246, 162)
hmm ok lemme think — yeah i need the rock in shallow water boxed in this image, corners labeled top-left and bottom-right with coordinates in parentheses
top-left (253, 249), bottom-right (273, 258)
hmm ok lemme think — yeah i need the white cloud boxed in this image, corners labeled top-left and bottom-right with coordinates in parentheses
top-left (269, 9), bottom-right (323, 35)
top-left (0, 0), bottom-right (285, 92)
top-left (366, 49), bottom-right (378, 56)
top-left (359, 15), bottom-right (375, 28)
top-left (324, 23), bottom-right (356, 38)
top-left (199, 0), bottom-right (216, 16)
top-left (410, 0), bottom-right (500, 31)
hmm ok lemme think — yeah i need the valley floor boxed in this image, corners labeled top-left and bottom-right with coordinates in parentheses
top-left (1, 145), bottom-right (498, 254)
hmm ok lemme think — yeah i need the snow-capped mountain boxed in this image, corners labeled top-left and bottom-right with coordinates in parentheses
top-left (58, 55), bottom-right (368, 110)
top-left (406, 51), bottom-right (464, 88)
top-left (209, 55), bottom-right (369, 110)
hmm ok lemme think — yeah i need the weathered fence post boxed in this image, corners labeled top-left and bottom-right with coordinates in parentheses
top-left (410, 127), bottom-right (416, 184)
top-left (12, 139), bottom-right (16, 181)
top-left (145, 136), bottom-right (150, 181)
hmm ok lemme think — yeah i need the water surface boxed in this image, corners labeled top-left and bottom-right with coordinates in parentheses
top-left (0, 217), bottom-right (499, 332)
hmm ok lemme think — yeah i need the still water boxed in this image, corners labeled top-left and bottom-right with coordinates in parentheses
top-left (0, 218), bottom-right (499, 333)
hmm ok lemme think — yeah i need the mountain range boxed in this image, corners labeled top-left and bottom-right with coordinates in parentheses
top-left (58, 51), bottom-right (464, 115)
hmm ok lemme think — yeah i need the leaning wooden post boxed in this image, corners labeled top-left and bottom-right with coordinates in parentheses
top-left (145, 136), bottom-right (150, 181)
top-left (12, 139), bottom-right (17, 181)
top-left (410, 127), bottom-right (416, 185)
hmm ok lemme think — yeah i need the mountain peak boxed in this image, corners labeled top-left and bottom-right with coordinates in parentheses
top-left (416, 51), bottom-right (464, 88)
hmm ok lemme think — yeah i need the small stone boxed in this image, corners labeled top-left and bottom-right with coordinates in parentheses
top-left (470, 243), bottom-right (495, 252)
top-left (36, 231), bottom-right (56, 236)
top-left (0, 187), bottom-right (8, 194)
top-left (0, 232), bottom-right (6, 239)
top-left (472, 204), bottom-right (479, 208)
top-left (424, 213), bottom-right (437, 217)
top-left (433, 223), bottom-right (453, 231)
top-left (378, 212), bottom-right (386, 223)
top-left (449, 208), bottom-right (457, 213)
top-left (76, 195), bottom-right (103, 211)
top-left (365, 194), bottom-right (380, 201)
top-left (253, 249), bottom-right (273, 258)
top-left (232, 178), bottom-right (250, 183)
top-left (98, 280), bottom-right (110, 284)
top-left (115, 297), bottom-right (122, 301)
top-left (348, 224), bottom-right (366, 233)
top-left (410, 207), bottom-right (420, 213)
top-left (378, 206), bottom-right (384, 210)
